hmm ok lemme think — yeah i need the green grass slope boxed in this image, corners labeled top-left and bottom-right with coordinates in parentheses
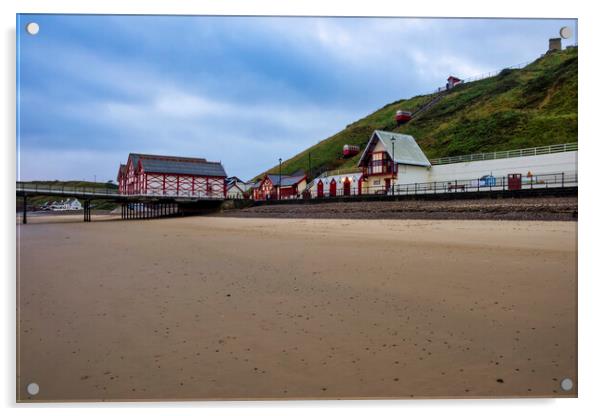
top-left (259, 47), bottom-right (577, 180)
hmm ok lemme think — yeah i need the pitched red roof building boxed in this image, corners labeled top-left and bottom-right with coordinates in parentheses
top-left (253, 173), bottom-right (307, 200)
top-left (117, 153), bottom-right (227, 198)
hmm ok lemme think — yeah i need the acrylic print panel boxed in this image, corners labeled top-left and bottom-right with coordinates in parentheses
top-left (16, 14), bottom-right (578, 401)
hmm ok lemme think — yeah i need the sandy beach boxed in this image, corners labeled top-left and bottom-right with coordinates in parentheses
top-left (17, 216), bottom-right (577, 401)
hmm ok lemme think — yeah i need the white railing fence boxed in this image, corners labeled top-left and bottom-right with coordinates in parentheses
top-left (430, 143), bottom-right (578, 166)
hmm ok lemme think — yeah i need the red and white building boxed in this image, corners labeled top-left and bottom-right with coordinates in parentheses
top-left (307, 171), bottom-right (364, 197)
top-left (253, 173), bottom-right (307, 200)
top-left (117, 153), bottom-right (227, 198)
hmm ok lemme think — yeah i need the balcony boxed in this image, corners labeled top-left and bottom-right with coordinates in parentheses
top-left (362, 160), bottom-right (397, 176)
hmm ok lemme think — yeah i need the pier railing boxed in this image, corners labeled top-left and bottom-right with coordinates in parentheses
top-left (296, 171), bottom-right (577, 200)
top-left (16, 182), bottom-right (225, 200)
top-left (430, 143), bottom-right (578, 166)
top-left (16, 182), bottom-right (120, 196)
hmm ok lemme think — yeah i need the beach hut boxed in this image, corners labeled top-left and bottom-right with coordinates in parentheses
top-left (329, 178), bottom-right (337, 197)
top-left (343, 177), bottom-right (351, 196)
top-left (307, 172), bottom-right (363, 198)
top-left (316, 180), bottom-right (324, 198)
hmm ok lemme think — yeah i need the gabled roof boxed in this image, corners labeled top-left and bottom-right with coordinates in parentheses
top-left (227, 181), bottom-right (251, 191)
top-left (126, 153), bottom-right (227, 177)
top-left (308, 172), bottom-right (363, 189)
top-left (227, 182), bottom-right (251, 193)
top-left (227, 176), bottom-right (243, 184)
top-left (448, 75), bottom-right (462, 82)
top-left (358, 130), bottom-right (431, 168)
top-left (117, 164), bottom-right (126, 181)
top-left (266, 174), bottom-right (306, 187)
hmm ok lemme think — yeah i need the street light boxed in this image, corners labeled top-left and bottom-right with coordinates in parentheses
top-left (391, 137), bottom-right (396, 196)
top-left (278, 158), bottom-right (282, 200)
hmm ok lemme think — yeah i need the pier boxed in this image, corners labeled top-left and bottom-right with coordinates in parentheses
top-left (16, 182), bottom-right (224, 224)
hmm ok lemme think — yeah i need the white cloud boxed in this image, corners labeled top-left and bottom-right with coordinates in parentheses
top-left (19, 16), bottom-right (577, 180)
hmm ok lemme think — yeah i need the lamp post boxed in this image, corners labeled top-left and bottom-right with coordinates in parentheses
top-left (278, 158), bottom-right (282, 200)
top-left (391, 137), bottom-right (396, 195)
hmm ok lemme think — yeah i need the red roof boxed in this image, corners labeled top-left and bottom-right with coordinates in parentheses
top-left (448, 76), bottom-right (461, 82)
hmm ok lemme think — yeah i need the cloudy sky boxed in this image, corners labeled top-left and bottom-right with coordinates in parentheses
top-left (17, 15), bottom-right (577, 182)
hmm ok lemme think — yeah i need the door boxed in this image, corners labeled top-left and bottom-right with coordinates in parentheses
top-left (384, 178), bottom-right (391, 193)
top-left (329, 179), bottom-right (337, 197)
top-left (508, 173), bottom-right (522, 190)
top-left (343, 178), bottom-right (351, 196)
top-left (317, 180), bottom-right (324, 198)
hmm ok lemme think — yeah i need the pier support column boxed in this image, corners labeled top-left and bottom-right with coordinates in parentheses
top-left (22, 194), bottom-right (27, 224)
top-left (83, 200), bottom-right (90, 222)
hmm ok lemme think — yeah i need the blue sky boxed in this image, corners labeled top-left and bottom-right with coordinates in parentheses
top-left (17, 15), bottom-right (577, 182)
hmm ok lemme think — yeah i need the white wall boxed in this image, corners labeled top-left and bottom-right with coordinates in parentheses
top-left (395, 151), bottom-right (577, 185)
top-left (395, 164), bottom-right (431, 184)
top-left (227, 186), bottom-right (245, 198)
top-left (308, 172), bottom-right (363, 195)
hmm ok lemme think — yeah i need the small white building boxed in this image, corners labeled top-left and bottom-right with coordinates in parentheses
top-left (49, 199), bottom-right (83, 211)
top-left (226, 176), bottom-right (252, 199)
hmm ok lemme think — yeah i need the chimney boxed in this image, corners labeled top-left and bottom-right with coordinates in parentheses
top-left (548, 37), bottom-right (562, 52)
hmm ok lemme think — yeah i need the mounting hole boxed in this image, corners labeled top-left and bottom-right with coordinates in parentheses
top-left (560, 378), bottom-right (574, 391)
top-left (26, 22), bottom-right (40, 35)
top-left (26, 382), bottom-right (40, 395)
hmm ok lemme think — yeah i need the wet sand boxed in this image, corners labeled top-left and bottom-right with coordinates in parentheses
top-left (17, 217), bottom-right (577, 401)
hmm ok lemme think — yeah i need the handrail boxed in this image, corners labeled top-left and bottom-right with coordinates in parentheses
top-left (430, 143), bottom-right (578, 166)
top-left (432, 60), bottom-right (532, 93)
top-left (301, 171), bottom-right (578, 199)
top-left (16, 182), bottom-right (120, 195)
top-left (15, 182), bottom-right (225, 199)
top-left (321, 167), bottom-right (362, 177)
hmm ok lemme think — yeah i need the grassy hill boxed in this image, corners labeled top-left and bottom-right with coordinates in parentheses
top-left (258, 47), bottom-right (577, 180)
